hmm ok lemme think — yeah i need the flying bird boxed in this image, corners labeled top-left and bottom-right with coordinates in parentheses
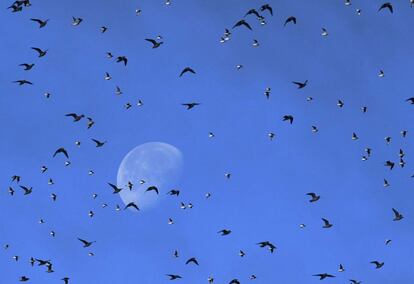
top-left (116, 56), bottom-right (128, 66)
top-left (108, 183), bottom-right (122, 194)
top-left (91, 139), bottom-right (106, 147)
top-left (53, 147), bottom-right (69, 159)
top-left (322, 218), bottom-right (333, 228)
top-left (179, 67), bottom-right (196, 77)
top-left (146, 186), bottom-right (159, 194)
top-left (13, 80), bottom-right (33, 86)
top-left (185, 257), bottom-right (199, 265)
top-left (282, 115), bottom-right (294, 124)
top-left (72, 17), bottom-right (83, 26)
top-left (145, 38), bottom-right (163, 48)
top-left (19, 63), bottom-right (35, 70)
top-left (306, 193), bottom-right (320, 202)
top-left (370, 261), bottom-right (384, 269)
top-left (292, 80), bottom-right (308, 89)
top-left (392, 208), bottom-right (403, 221)
top-left (260, 4), bottom-right (273, 15)
top-left (31, 47), bottom-right (47, 57)
top-left (313, 273), bottom-right (335, 280)
top-left (182, 103), bottom-right (200, 110)
top-left (124, 202), bottom-right (140, 211)
top-left (30, 18), bottom-right (48, 28)
top-left (378, 2), bottom-right (393, 13)
top-left (77, 238), bottom-right (95, 247)
top-left (284, 16), bottom-right (297, 26)
top-left (233, 19), bottom-right (252, 30)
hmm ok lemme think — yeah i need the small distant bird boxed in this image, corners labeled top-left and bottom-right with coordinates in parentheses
top-left (264, 87), bottom-right (271, 99)
top-left (306, 192), bottom-right (320, 202)
top-left (30, 18), bottom-right (49, 28)
top-left (62, 277), bottom-right (70, 284)
top-left (168, 218), bottom-right (174, 225)
top-left (284, 16), bottom-right (297, 26)
top-left (77, 238), bottom-right (95, 247)
top-left (116, 56), bottom-right (128, 66)
top-left (356, 9), bottom-right (362, 15)
top-left (104, 72), bottom-right (111, 80)
top-left (313, 273), bottom-right (335, 280)
top-left (311, 126), bottom-right (319, 133)
top-left (338, 264), bottom-right (345, 272)
top-left (51, 193), bottom-right (57, 201)
top-left (218, 229), bottom-right (232, 236)
top-left (179, 67), bottom-right (196, 77)
top-left (20, 186), bottom-right (32, 195)
top-left (106, 52), bottom-right (113, 58)
top-left (19, 63), bottom-right (35, 70)
top-left (322, 218), bottom-right (333, 228)
top-left (41, 166), bottom-right (47, 173)
top-left (166, 274), bottom-right (182, 280)
top-left (87, 117), bottom-right (95, 129)
top-left (337, 100), bottom-right (344, 108)
top-left (185, 257), bottom-right (199, 265)
top-left (12, 175), bottom-right (21, 183)
top-left (20, 276), bottom-right (30, 282)
top-left (229, 279), bottom-right (240, 284)
top-left (8, 187), bottom-right (15, 195)
top-left (182, 103), bottom-right (200, 110)
top-left (361, 106), bottom-right (367, 113)
top-left (384, 160), bottom-right (395, 170)
top-left (321, 28), bottom-right (328, 36)
top-left (370, 261), bottom-right (384, 269)
top-left (115, 86), bottom-right (123, 96)
top-left (405, 97), bottom-right (414, 104)
top-left (239, 250), bottom-right (245, 257)
top-left (378, 2), bottom-right (393, 13)
top-left (145, 38), bottom-right (163, 48)
top-left (268, 132), bottom-right (275, 140)
top-left (146, 186), bottom-right (159, 194)
top-left (385, 239), bottom-right (392, 245)
top-left (257, 241), bottom-right (276, 253)
top-left (167, 189), bottom-right (180, 196)
top-left (91, 139), bottom-right (106, 147)
top-left (244, 9), bottom-right (261, 18)
top-left (282, 115), bottom-right (294, 124)
top-left (350, 280), bottom-right (362, 284)
top-left (31, 47), bottom-right (47, 57)
top-left (352, 132), bottom-right (359, 140)
top-left (292, 80), bottom-right (308, 89)
top-left (13, 80), bottom-right (33, 86)
top-left (233, 19), bottom-right (252, 30)
top-left (88, 211), bottom-right (94, 218)
top-left (260, 4), bottom-right (273, 16)
top-left (383, 179), bottom-right (390, 187)
top-left (392, 208), bottom-right (403, 221)
top-left (173, 250), bottom-right (179, 257)
top-left (108, 183), bottom-right (122, 194)
top-left (236, 64), bottom-right (243, 70)
top-left (252, 39), bottom-right (259, 47)
top-left (53, 147), bottom-right (69, 159)
top-left (225, 173), bottom-right (231, 179)
top-left (100, 26), bottom-right (108, 33)
top-left (379, 70), bottom-right (385, 77)
top-left (65, 113), bottom-right (85, 122)
top-left (124, 202), bottom-right (140, 211)
top-left (72, 17), bottom-right (83, 26)
top-left (345, 0), bottom-right (352, 6)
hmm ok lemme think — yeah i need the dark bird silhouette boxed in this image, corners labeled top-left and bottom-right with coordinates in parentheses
top-left (284, 16), bottom-right (297, 26)
top-left (350, 280), bottom-right (362, 284)
top-left (179, 67), bottom-right (196, 77)
top-left (322, 218), bottom-right (333, 228)
top-left (62, 277), bottom-right (70, 284)
top-left (77, 238), bottom-right (95, 247)
top-left (65, 113), bottom-right (85, 122)
top-left (19, 276), bottom-right (30, 282)
top-left (166, 274), bottom-right (182, 280)
top-left (260, 4), bottom-right (273, 16)
top-left (392, 208), bottom-right (403, 221)
top-left (384, 160), bottom-right (395, 170)
top-left (233, 19), bottom-right (252, 30)
top-left (167, 189), bottom-right (180, 196)
top-left (292, 80), bottom-right (308, 89)
top-left (145, 38), bottom-right (163, 48)
top-left (30, 18), bottom-right (49, 28)
top-left (282, 115), bottom-right (294, 124)
top-left (53, 147), bottom-right (69, 159)
top-left (13, 80), bottom-right (33, 85)
top-left (182, 103), bottom-right (200, 110)
top-left (146, 186), bottom-right (159, 194)
top-left (31, 47), bottom-right (47, 57)
top-left (257, 241), bottom-right (276, 253)
top-left (185, 257), bottom-right (199, 265)
top-left (91, 139), bottom-right (106, 147)
top-left (218, 229), bottom-right (232, 236)
top-left (313, 273), bottom-right (336, 280)
top-left (229, 279), bottom-right (240, 284)
top-left (12, 175), bottom-right (21, 183)
top-left (379, 2), bottom-right (393, 13)
top-left (108, 183), bottom-right (122, 194)
top-left (124, 202), bottom-right (140, 211)
top-left (405, 97), bottom-right (414, 104)
top-left (306, 192), bottom-right (320, 202)
top-left (244, 9), bottom-right (261, 18)
top-left (116, 56), bottom-right (128, 66)
top-left (20, 186), bottom-right (32, 195)
top-left (370, 261), bottom-right (384, 269)
top-left (72, 17), bottom-right (82, 26)
top-left (19, 63), bottom-right (35, 70)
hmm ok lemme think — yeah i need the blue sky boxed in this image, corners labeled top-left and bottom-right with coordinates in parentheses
top-left (1, 0), bottom-right (414, 283)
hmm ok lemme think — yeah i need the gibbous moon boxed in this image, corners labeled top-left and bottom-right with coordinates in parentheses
top-left (117, 142), bottom-right (183, 210)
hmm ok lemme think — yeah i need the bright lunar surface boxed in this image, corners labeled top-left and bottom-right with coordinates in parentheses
top-left (117, 142), bottom-right (183, 210)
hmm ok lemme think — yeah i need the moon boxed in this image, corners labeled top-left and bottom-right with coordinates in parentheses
top-left (117, 142), bottom-right (183, 210)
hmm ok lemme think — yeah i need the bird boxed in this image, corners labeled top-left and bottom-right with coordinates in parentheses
top-left (13, 80), bottom-right (33, 85)
top-left (268, 132), bottom-right (275, 140)
top-left (91, 139), bottom-right (106, 147)
top-left (12, 175), bottom-right (21, 183)
top-left (292, 80), bottom-right (308, 89)
top-left (185, 257), bottom-right (199, 265)
top-left (405, 97), bottom-right (414, 104)
top-left (233, 19), bottom-right (252, 30)
top-left (8, 187), bottom-right (15, 196)
top-left (337, 100), bottom-right (345, 108)
top-left (321, 28), bottom-right (328, 36)
top-left (124, 202), bottom-right (140, 211)
top-left (87, 117), bottom-right (95, 129)
top-left (282, 115), bottom-right (294, 124)
top-left (239, 250), bottom-right (245, 257)
top-left (379, 70), bottom-right (385, 77)
top-left (77, 238), bottom-right (95, 247)
top-left (350, 280), bottom-right (362, 284)
top-left (218, 229), bottom-right (232, 236)
top-left (352, 132), bottom-right (359, 140)
top-left (72, 17), bottom-right (83, 26)
top-left (264, 87), bottom-right (271, 99)
top-left (306, 193), bottom-right (320, 202)
top-left (19, 63), bottom-right (35, 70)
top-left (30, 18), bottom-right (48, 28)
top-left (167, 189), bottom-right (180, 196)
top-left (257, 241), bottom-right (276, 253)
top-left (284, 16), bottom-right (297, 26)
top-left (20, 186), bottom-right (32, 195)
top-left (19, 276), bottom-right (30, 282)
top-left (182, 103), bottom-right (200, 110)
top-left (65, 113), bottom-right (85, 122)
top-left (313, 273), bottom-right (335, 280)
top-left (166, 274), bottom-right (182, 280)
top-left (322, 218), bottom-right (333, 228)
top-left (62, 277), bottom-right (70, 284)
top-left (379, 2), bottom-right (393, 13)
top-left (244, 9), bottom-right (261, 18)
top-left (384, 160), bottom-right (395, 170)
top-left (116, 56), bottom-right (128, 66)
top-left (108, 183), bottom-right (122, 194)
top-left (338, 264), bottom-right (345, 272)
top-left (392, 208), bottom-right (403, 221)
top-left (100, 26), bottom-right (108, 33)
top-left (370, 261), bottom-right (384, 269)
top-left (31, 47), bottom-right (47, 57)
top-left (260, 4), bottom-right (273, 16)
top-left (145, 38), bottom-right (163, 48)
top-left (53, 147), bottom-right (69, 159)
top-left (146, 186), bottom-right (159, 194)
top-left (229, 280), bottom-right (240, 284)
top-left (179, 67), bottom-right (196, 77)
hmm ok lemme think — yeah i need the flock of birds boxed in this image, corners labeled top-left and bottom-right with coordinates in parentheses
top-left (3, 0), bottom-right (414, 283)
